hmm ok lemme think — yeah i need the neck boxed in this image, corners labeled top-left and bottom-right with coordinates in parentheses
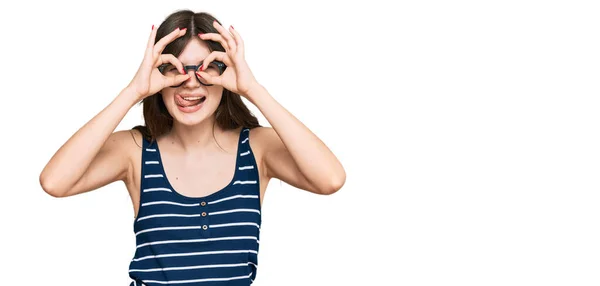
top-left (167, 116), bottom-right (223, 153)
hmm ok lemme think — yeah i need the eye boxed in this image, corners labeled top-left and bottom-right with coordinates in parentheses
top-left (160, 65), bottom-right (178, 74)
top-left (199, 63), bottom-right (221, 76)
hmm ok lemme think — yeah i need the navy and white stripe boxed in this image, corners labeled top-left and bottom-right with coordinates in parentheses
top-left (144, 174), bottom-right (164, 179)
top-left (129, 127), bottom-right (261, 286)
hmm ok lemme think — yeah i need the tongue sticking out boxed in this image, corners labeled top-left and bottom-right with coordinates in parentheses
top-left (176, 94), bottom-right (205, 107)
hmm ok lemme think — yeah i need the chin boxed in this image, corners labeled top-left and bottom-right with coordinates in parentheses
top-left (174, 113), bottom-right (209, 126)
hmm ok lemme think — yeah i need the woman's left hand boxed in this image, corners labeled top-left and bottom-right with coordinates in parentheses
top-left (196, 21), bottom-right (260, 98)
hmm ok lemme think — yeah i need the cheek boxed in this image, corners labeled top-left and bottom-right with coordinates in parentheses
top-left (161, 90), bottom-right (175, 106)
top-left (208, 88), bottom-right (224, 103)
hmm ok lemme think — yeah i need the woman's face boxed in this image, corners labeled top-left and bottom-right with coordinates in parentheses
top-left (161, 38), bottom-right (224, 126)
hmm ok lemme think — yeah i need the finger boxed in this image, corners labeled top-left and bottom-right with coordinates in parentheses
top-left (142, 26), bottom-right (158, 69)
top-left (195, 70), bottom-right (222, 87)
top-left (212, 20), bottom-right (237, 54)
top-left (198, 33), bottom-right (229, 51)
top-left (156, 54), bottom-right (185, 74)
top-left (228, 25), bottom-right (244, 55)
top-left (165, 74), bottom-right (190, 87)
top-left (154, 27), bottom-right (186, 57)
top-left (146, 25), bottom-right (158, 49)
top-left (200, 51), bottom-right (233, 70)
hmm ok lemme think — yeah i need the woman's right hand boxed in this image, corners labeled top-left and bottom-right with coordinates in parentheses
top-left (126, 26), bottom-right (190, 101)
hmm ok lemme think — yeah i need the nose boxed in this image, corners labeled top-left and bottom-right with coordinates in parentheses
top-left (182, 68), bottom-right (201, 88)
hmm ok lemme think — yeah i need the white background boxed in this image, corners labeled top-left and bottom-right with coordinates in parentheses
top-left (1, 0), bottom-right (599, 285)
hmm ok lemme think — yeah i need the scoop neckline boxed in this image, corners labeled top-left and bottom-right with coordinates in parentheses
top-left (153, 128), bottom-right (243, 201)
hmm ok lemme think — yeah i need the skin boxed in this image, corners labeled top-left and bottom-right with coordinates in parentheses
top-left (39, 21), bottom-right (346, 219)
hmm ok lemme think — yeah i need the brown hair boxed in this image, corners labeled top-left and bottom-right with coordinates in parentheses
top-left (132, 9), bottom-right (260, 143)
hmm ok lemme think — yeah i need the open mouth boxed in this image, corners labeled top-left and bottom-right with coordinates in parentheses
top-left (175, 94), bottom-right (206, 107)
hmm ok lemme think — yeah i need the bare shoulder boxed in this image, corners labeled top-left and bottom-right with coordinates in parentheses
top-left (247, 127), bottom-right (278, 195)
top-left (247, 126), bottom-right (281, 156)
top-left (109, 129), bottom-right (144, 183)
top-left (125, 128), bottom-right (144, 150)
top-left (106, 129), bottom-right (144, 155)
top-left (248, 126), bottom-right (279, 147)
top-left (121, 129), bottom-right (145, 198)
top-left (247, 126), bottom-right (276, 164)
top-left (124, 128), bottom-right (144, 166)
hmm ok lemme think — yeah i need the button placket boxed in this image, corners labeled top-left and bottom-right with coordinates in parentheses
top-left (199, 201), bottom-right (210, 236)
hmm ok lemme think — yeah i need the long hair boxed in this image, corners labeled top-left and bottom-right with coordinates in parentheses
top-left (132, 9), bottom-right (260, 143)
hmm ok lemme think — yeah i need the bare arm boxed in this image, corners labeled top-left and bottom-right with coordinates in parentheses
top-left (196, 22), bottom-right (345, 195)
top-left (196, 21), bottom-right (346, 194)
top-left (248, 85), bottom-right (346, 195)
top-left (39, 89), bottom-right (139, 197)
top-left (39, 26), bottom-right (190, 198)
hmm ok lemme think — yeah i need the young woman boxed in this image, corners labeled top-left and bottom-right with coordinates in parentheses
top-left (39, 9), bottom-right (345, 286)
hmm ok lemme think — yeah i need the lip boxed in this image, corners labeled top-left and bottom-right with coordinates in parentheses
top-left (176, 93), bottom-right (207, 100)
top-left (174, 93), bottom-right (207, 114)
top-left (177, 93), bottom-right (207, 97)
top-left (175, 93), bottom-right (206, 105)
top-left (176, 100), bottom-right (204, 113)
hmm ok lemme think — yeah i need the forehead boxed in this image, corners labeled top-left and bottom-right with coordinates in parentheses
top-left (178, 38), bottom-right (211, 63)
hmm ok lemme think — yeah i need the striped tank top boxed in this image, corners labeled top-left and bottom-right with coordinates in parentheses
top-left (129, 127), bottom-right (261, 286)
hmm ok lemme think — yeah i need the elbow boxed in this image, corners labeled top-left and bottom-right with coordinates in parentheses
top-left (39, 174), bottom-right (66, 198)
top-left (318, 169), bottom-right (346, 195)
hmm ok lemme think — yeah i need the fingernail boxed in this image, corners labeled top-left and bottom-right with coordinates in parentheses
top-left (196, 72), bottom-right (203, 78)
top-left (152, 25), bottom-right (154, 30)
top-left (230, 25), bottom-right (234, 30)
top-left (181, 28), bottom-right (187, 32)
top-left (198, 33), bottom-right (204, 37)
